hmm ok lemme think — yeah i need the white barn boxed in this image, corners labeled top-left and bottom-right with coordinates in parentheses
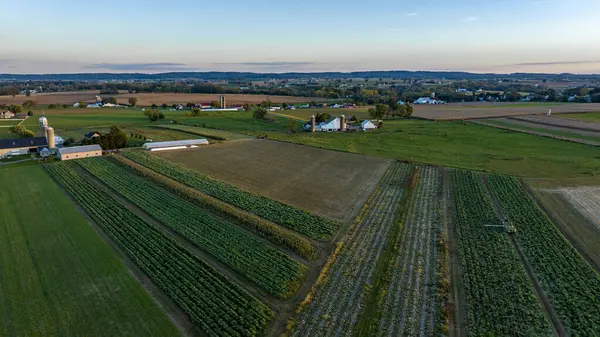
top-left (361, 120), bottom-right (378, 131)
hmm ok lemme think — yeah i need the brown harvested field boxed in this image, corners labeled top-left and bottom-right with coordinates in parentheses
top-left (0, 91), bottom-right (321, 106)
top-left (510, 115), bottom-right (600, 133)
top-left (528, 186), bottom-right (600, 273)
top-left (414, 102), bottom-right (600, 120)
top-left (153, 139), bottom-right (392, 223)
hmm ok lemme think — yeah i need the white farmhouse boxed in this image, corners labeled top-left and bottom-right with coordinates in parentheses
top-left (318, 117), bottom-right (341, 132)
top-left (360, 120), bottom-right (378, 131)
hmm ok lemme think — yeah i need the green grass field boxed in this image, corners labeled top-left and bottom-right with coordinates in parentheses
top-left (254, 119), bottom-right (600, 183)
top-left (0, 165), bottom-right (179, 336)
top-left (154, 124), bottom-right (254, 140)
top-left (558, 112), bottom-right (600, 122)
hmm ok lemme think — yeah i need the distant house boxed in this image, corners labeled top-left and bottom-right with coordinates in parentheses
top-left (414, 97), bottom-right (444, 104)
top-left (87, 103), bottom-right (102, 108)
top-left (102, 103), bottom-right (118, 108)
top-left (176, 104), bottom-right (185, 110)
top-left (73, 102), bottom-right (81, 108)
top-left (84, 131), bottom-right (101, 140)
top-left (1, 111), bottom-right (15, 119)
top-left (397, 100), bottom-right (405, 105)
top-left (330, 104), bottom-right (343, 108)
top-left (360, 120), bottom-right (378, 131)
top-left (303, 117), bottom-right (341, 132)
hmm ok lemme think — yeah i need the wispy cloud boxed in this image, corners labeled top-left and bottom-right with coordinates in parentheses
top-left (464, 17), bottom-right (478, 22)
top-left (512, 60), bottom-right (600, 66)
top-left (232, 62), bottom-right (315, 67)
top-left (406, 12), bottom-right (418, 16)
top-left (85, 62), bottom-right (194, 71)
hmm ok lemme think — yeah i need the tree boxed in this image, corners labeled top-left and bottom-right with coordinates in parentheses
top-left (281, 102), bottom-right (288, 110)
top-left (22, 100), bottom-right (36, 109)
top-left (210, 100), bottom-right (219, 108)
top-left (243, 103), bottom-right (253, 112)
top-left (191, 107), bottom-right (201, 116)
top-left (172, 104), bottom-right (178, 109)
top-left (161, 103), bottom-right (168, 109)
top-left (95, 125), bottom-right (128, 150)
top-left (128, 97), bottom-right (138, 107)
top-left (252, 107), bottom-right (267, 120)
top-left (287, 118), bottom-right (297, 132)
top-left (259, 100), bottom-right (272, 108)
top-left (151, 104), bottom-right (158, 110)
top-left (78, 101), bottom-right (86, 108)
top-left (27, 110), bottom-right (33, 116)
top-left (8, 104), bottom-right (22, 114)
top-left (404, 103), bottom-right (414, 117)
top-left (309, 101), bottom-right (317, 108)
top-left (25, 90), bottom-right (31, 97)
top-left (370, 104), bottom-right (388, 119)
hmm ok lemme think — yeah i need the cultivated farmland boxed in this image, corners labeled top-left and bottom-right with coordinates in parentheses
top-left (45, 162), bottom-right (274, 336)
top-left (292, 162), bottom-right (412, 336)
top-left (0, 165), bottom-right (178, 336)
top-left (0, 91), bottom-right (320, 106)
top-left (77, 157), bottom-right (307, 299)
top-left (413, 102), bottom-right (600, 120)
top-left (148, 139), bottom-right (392, 223)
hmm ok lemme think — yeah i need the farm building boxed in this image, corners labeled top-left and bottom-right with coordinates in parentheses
top-left (142, 139), bottom-right (209, 152)
top-left (0, 137), bottom-right (48, 158)
top-left (84, 131), bottom-right (101, 140)
top-left (1, 111), bottom-right (15, 119)
top-left (303, 116), bottom-right (342, 132)
top-left (361, 120), bottom-right (378, 131)
top-left (57, 145), bottom-right (102, 161)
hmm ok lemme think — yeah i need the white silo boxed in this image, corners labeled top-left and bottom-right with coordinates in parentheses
top-left (39, 116), bottom-right (48, 136)
top-left (46, 127), bottom-right (56, 148)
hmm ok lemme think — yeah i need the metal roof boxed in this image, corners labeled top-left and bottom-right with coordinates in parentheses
top-left (57, 145), bottom-right (102, 154)
top-left (0, 137), bottom-right (48, 150)
top-left (142, 139), bottom-right (209, 150)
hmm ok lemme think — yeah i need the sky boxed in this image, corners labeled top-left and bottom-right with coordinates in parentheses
top-left (1, 0), bottom-right (600, 74)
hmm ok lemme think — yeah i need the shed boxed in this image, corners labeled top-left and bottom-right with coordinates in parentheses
top-left (360, 120), bottom-right (378, 131)
top-left (142, 139), bottom-right (209, 152)
top-left (57, 145), bottom-right (102, 161)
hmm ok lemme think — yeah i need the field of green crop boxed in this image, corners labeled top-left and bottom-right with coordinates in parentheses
top-left (487, 175), bottom-right (600, 335)
top-left (0, 165), bottom-right (178, 336)
top-left (45, 162), bottom-right (273, 336)
top-left (77, 157), bottom-right (307, 298)
top-left (124, 151), bottom-right (339, 240)
top-left (153, 124), bottom-right (253, 140)
top-left (450, 170), bottom-right (552, 335)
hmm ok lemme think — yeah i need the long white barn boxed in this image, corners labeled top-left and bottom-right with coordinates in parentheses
top-left (142, 139), bottom-right (209, 152)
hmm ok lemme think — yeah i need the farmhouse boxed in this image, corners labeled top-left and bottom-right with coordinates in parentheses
top-left (361, 120), bottom-right (378, 131)
top-left (1, 111), bottom-right (15, 119)
top-left (142, 139), bottom-right (209, 152)
top-left (57, 145), bottom-right (102, 161)
top-left (84, 131), bottom-right (101, 140)
top-left (0, 137), bottom-right (48, 158)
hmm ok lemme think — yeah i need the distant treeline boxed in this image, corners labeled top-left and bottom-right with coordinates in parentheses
top-left (2, 70), bottom-right (600, 81)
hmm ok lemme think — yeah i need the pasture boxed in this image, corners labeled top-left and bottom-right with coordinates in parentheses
top-left (0, 165), bottom-right (178, 336)
top-left (0, 91), bottom-right (320, 106)
top-left (152, 139), bottom-right (392, 223)
top-left (258, 119), bottom-right (600, 184)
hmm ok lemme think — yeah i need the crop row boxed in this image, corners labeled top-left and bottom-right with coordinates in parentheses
top-left (111, 155), bottom-right (317, 261)
top-left (77, 157), bottom-right (307, 299)
top-left (487, 175), bottom-right (600, 336)
top-left (293, 163), bottom-right (412, 336)
top-left (123, 151), bottom-right (338, 240)
top-left (44, 162), bottom-right (273, 336)
top-left (449, 170), bottom-right (552, 336)
top-left (377, 166), bottom-right (441, 337)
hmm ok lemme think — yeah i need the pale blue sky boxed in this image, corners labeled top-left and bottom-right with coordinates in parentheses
top-left (1, 0), bottom-right (599, 74)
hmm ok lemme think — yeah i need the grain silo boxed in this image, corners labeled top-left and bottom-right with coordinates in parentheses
top-left (39, 116), bottom-right (48, 136)
top-left (311, 115), bottom-right (316, 132)
top-left (219, 95), bottom-right (226, 109)
top-left (46, 127), bottom-right (56, 148)
top-left (340, 114), bottom-right (347, 132)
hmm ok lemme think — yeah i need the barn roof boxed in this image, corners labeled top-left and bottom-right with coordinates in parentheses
top-left (57, 145), bottom-right (102, 155)
top-left (0, 137), bottom-right (48, 150)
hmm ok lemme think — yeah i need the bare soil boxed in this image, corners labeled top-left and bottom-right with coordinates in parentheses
top-left (414, 102), bottom-right (600, 120)
top-left (510, 115), bottom-right (600, 133)
top-left (153, 139), bottom-right (392, 224)
top-left (0, 91), bottom-right (320, 106)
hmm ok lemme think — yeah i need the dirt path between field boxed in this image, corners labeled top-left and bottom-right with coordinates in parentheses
top-left (482, 175), bottom-right (565, 337)
top-left (442, 168), bottom-right (468, 337)
top-left (43, 166), bottom-right (199, 337)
